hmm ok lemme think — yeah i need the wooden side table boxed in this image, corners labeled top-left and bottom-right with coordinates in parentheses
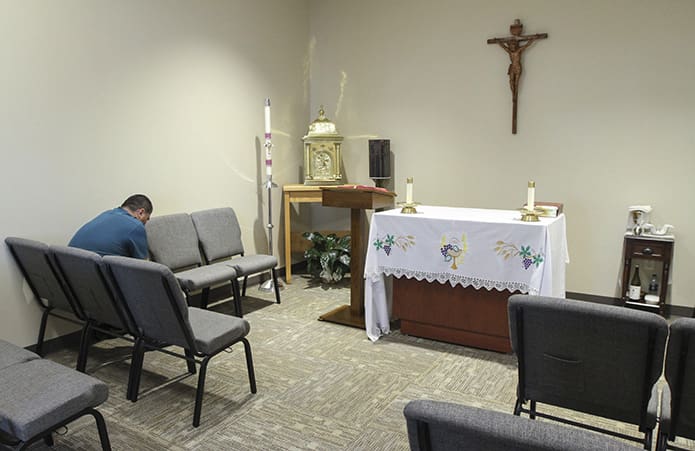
top-left (621, 233), bottom-right (674, 315)
top-left (282, 184), bottom-right (335, 283)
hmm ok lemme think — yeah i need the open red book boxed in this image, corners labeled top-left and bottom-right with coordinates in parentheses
top-left (337, 184), bottom-right (390, 193)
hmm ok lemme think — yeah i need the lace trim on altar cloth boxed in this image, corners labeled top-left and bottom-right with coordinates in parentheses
top-left (366, 266), bottom-right (538, 295)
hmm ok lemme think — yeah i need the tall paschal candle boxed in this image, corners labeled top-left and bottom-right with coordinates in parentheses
top-left (264, 98), bottom-right (272, 176)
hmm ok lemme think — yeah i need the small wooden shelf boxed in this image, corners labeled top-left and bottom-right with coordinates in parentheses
top-left (621, 234), bottom-right (674, 316)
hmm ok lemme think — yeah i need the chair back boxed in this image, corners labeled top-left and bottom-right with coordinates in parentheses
top-left (50, 245), bottom-right (135, 334)
top-left (403, 400), bottom-right (640, 451)
top-left (191, 207), bottom-right (244, 263)
top-left (4, 237), bottom-right (81, 317)
top-left (663, 318), bottom-right (695, 441)
top-left (146, 213), bottom-right (202, 271)
top-left (103, 256), bottom-right (196, 351)
top-left (508, 294), bottom-right (667, 428)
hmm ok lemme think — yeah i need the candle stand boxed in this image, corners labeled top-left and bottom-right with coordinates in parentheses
top-left (399, 202), bottom-right (419, 214)
top-left (520, 207), bottom-right (542, 222)
top-left (259, 98), bottom-right (284, 293)
top-left (259, 156), bottom-right (283, 293)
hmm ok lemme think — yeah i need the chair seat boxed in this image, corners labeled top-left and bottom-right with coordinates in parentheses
top-left (0, 342), bottom-right (39, 371)
top-left (175, 264), bottom-right (238, 292)
top-left (0, 359), bottom-right (108, 441)
top-left (188, 307), bottom-right (250, 354)
top-left (225, 255), bottom-right (277, 276)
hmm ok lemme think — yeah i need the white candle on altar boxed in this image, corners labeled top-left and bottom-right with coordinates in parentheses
top-left (406, 177), bottom-right (413, 204)
top-left (527, 181), bottom-right (535, 210)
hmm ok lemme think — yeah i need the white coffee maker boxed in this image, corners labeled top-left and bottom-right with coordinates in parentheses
top-left (627, 205), bottom-right (652, 235)
top-left (626, 205), bottom-right (674, 237)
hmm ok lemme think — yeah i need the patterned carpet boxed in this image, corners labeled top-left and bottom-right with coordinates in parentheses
top-left (23, 275), bottom-right (690, 450)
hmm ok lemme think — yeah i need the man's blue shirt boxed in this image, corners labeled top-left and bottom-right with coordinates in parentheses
top-left (69, 208), bottom-right (148, 259)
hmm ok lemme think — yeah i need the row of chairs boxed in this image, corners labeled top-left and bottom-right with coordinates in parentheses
top-left (146, 207), bottom-right (280, 315)
top-left (404, 295), bottom-right (695, 451)
top-left (5, 237), bottom-right (257, 427)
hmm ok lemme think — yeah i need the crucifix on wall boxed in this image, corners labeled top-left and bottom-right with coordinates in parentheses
top-left (487, 19), bottom-right (548, 134)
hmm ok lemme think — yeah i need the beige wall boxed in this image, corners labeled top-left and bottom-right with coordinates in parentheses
top-left (308, 0), bottom-right (695, 307)
top-left (0, 0), bottom-right (310, 346)
top-left (2, 1), bottom-right (694, 346)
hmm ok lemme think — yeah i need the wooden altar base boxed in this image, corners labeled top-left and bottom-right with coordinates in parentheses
top-left (393, 278), bottom-right (514, 353)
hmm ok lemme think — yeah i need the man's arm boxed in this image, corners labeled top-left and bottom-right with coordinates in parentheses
top-left (128, 227), bottom-right (149, 259)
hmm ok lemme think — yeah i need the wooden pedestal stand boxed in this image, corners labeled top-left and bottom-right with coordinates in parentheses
top-left (318, 187), bottom-right (396, 328)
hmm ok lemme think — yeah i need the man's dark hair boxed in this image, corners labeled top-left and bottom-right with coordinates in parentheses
top-left (121, 194), bottom-right (153, 214)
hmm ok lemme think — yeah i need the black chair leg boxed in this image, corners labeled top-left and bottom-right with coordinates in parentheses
top-left (242, 276), bottom-right (248, 297)
top-left (232, 279), bottom-right (243, 318)
top-left (184, 348), bottom-right (197, 374)
top-left (513, 398), bottom-right (522, 416)
top-left (644, 429), bottom-right (652, 451)
top-left (529, 400), bottom-right (537, 419)
top-left (35, 308), bottom-right (52, 356)
top-left (193, 357), bottom-right (211, 427)
top-left (76, 322), bottom-right (93, 372)
top-left (127, 338), bottom-right (146, 402)
top-left (271, 268), bottom-right (281, 304)
top-left (200, 287), bottom-right (210, 310)
top-left (242, 338), bottom-right (257, 394)
top-left (88, 408), bottom-right (112, 451)
top-left (42, 433), bottom-right (54, 446)
top-left (656, 433), bottom-right (667, 451)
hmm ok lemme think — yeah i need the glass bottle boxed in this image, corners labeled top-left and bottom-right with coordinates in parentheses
top-left (628, 265), bottom-right (642, 301)
top-left (648, 274), bottom-right (659, 293)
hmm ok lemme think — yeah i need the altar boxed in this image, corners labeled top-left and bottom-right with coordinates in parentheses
top-left (364, 206), bottom-right (568, 351)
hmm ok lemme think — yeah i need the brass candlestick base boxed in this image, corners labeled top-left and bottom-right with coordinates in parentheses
top-left (520, 207), bottom-right (543, 222)
top-left (398, 202), bottom-right (419, 214)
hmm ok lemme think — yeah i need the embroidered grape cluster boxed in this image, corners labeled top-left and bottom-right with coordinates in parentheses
top-left (440, 244), bottom-right (453, 258)
top-left (495, 241), bottom-right (544, 270)
top-left (384, 245), bottom-right (392, 256)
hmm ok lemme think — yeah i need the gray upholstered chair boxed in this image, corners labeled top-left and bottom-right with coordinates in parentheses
top-left (103, 255), bottom-right (257, 427)
top-left (657, 318), bottom-right (695, 451)
top-left (508, 294), bottom-right (668, 450)
top-left (146, 213), bottom-right (241, 311)
top-left (4, 237), bottom-right (84, 356)
top-left (50, 245), bottom-right (137, 374)
top-left (0, 339), bottom-right (111, 450)
top-left (191, 207), bottom-right (280, 316)
top-left (404, 399), bottom-right (640, 451)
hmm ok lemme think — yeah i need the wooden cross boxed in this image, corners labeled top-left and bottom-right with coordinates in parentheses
top-left (487, 19), bottom-right (548, 134)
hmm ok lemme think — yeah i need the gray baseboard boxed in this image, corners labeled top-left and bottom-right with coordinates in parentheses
top-left (25, 330), bottom-right (82, 355)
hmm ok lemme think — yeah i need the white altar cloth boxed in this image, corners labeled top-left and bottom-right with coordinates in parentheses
top-left (364, 206), bottom-right (569, 341)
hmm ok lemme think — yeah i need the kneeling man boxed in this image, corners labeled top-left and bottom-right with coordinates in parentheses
top-left (69, 194), bottom-right (153, 259)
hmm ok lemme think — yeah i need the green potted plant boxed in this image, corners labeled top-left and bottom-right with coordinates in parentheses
top-left (302, 232), bottom-right (351, 283)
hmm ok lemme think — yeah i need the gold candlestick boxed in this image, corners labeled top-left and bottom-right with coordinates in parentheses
top-left (399, 201), bottom-right (419, 214)
top-left (520, 207), bottom-right (541, 222)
